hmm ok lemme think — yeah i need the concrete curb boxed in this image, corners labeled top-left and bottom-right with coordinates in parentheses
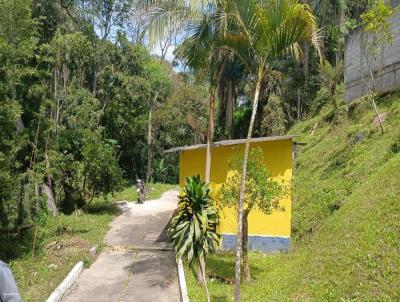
top-left (46, 261), bottom-right (84, 302)
top-left (177, 258), bottom-right (189, 302)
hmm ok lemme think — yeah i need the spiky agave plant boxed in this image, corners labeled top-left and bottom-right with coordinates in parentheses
top-left (168, 175), bottom-right (219, 302)
top-left (169, 175), bottom-right (219, 262)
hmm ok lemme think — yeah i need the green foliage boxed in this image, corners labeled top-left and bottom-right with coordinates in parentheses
top-left (152, 74), bottom-right (209, 183)
top-left (152, 158), bottom-right (168, 183)
top-left (359, 0), bottom-right (395, 83)
top-left (233, 106), bottom-right (252, 139)
top-left (37, 87), bottom-right (124, 213)
top-left (2, 198), bottom-right (117, 301)
top-left (361, 0), bottom-right (395, 51)
top-left (111, 183), bottom-right (177, 202)
top-left (168, 175), bottom-right (220, 265)
top-left (220, 147), bottom-right (284, 215)
top-left (0, 0), bottom-right (187, 231)
top-left (0, 0), bottom-right (39, 229)
top-left (320, 60), bottom-right (344, 99)
top-left (260, 96), bottom-right (288, 136)
top-left (81, 139), bottom-right (123, 200)
top-left (185, 88), bottom-right (400, 302)
top-left (0, 103), bottom-right (23, 206)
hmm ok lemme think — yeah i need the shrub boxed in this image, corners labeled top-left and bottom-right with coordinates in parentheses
top-left (168, 175), bottom-right (220, 264)
top-left (168, 175), bottom-right (220, 301)
top-left (219, 147), bottom-right (285, 281)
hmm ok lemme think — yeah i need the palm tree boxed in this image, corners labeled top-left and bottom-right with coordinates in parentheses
top-left (143, 4), bottom-right (226, 292)
top-left (143, 2), bottom-right (322, 300)
top-left (174, 9), bottom-right (229, 183)
top-left (141, 0), bottom-right (210, 47)
top-left (143, 0), bottom-right (223, 183)
top-left (217, 56), bottom-right (247, 139)
top-left (216, 0), bottom-right (322, 300)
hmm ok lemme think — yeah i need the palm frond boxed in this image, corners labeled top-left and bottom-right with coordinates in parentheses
top-left (141, 0), bottom-right (216, 47)
top-left (174, 14), bottom-right (215, 69)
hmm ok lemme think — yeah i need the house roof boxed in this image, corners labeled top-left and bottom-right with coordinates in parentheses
top-left (164, 135), bottom-right (298, 153)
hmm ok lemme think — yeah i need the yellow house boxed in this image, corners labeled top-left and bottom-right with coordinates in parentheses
top-left (165, 135), bottom-right (295, 253)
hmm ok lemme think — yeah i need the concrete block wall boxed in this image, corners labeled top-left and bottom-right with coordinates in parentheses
top-left (344, 5), bottom-right (400, 102)
top-left (221, 234), bottom-right (290, 253)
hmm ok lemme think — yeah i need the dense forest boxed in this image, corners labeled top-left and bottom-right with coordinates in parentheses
top-left (0, 0), bottom-right (393, 245)
top-left (0, 0), bottom-right (208, 232)
top-left (1, 1), bottom-right (399, 301)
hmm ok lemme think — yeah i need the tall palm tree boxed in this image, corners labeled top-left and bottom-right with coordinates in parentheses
top-left (216, 0), bottom-right (322, 300)
top-left (143, 3), bottom-right (227, 292)
top-left (143, 2), bottom-right (322, 300)
top-left (174, 8), bottom-right (229, 183)
top-left (143, 0), bottom-right (222, 184)
top-left (217, 56), bottom-right (247, 139)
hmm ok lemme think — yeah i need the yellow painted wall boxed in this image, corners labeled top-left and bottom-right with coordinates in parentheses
top-left (179, 140), bottom-right (293, 238)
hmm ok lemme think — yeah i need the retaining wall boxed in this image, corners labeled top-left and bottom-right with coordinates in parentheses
top-left (344, 3), bottom-right (400, 101)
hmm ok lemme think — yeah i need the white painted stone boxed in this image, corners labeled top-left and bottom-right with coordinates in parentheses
top-left (177, 258), bottom-right (189, 302)
top-left (46, 261), bottom-right (84, 302)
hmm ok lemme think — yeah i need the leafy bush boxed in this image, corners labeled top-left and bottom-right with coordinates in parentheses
top-left (169, 175), bottom-right (220, 301)
top-left (220, 147), bottom-right (285, 215)
top-left (260, 95), bottom-right (287, 136)
top-left (43, 88), bottom-right (123, 213)
top-left (219, 147), bottom-right (285, 280)
top-left (168, 175), bottom-right (220, 264)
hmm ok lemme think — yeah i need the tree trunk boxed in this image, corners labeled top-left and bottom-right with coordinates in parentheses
top-left (371, 95), bottom-right (384, 134)
top-left (43, 183), bottom-right (57, 217)
top-left (146, 106), bottom-right (154, 183)
top-left (205, 58), bottom-right (227, 182)
top-left (92, 40), bottom-right (99, 96)
top-left (303, 0), bottom-right (309, 83)
top-left (16, 117), bottom-right (24, 132)
top-left (205, 93), bottom-right (215, 183)
top-left (304, 44), bottom-right (309, 83)
top-left (297, 88), bottom-right (301, 121)
top-left (43, 134), bottom-right (57, 216)
top-left (35, 183), bottom-right (40, 214)
top-left (197, 265), bottom-right (203, 284)
top-left (335, 1), bottom-right (346, 67)
top-left (234, 76), bottom-right (262, 302)
top-left (367, 66), bottom-right (384, 134)
top-left (146, 93), bottom-right (159, 183)
top-left (226, 80), bottom-right (234, 139)
top-left (242, 210), bottom-right (251, 282)
top-left (202, 92), bottom-right (217, 288)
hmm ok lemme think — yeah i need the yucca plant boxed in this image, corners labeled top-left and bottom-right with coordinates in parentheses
top-left (168, 175), bottom-right (219, 302)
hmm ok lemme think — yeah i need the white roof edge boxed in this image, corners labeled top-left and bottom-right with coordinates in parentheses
top-left (164, 135), bottom-right (298, 153)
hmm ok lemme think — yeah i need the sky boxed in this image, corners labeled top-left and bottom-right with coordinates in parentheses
top-left (150, 44), bottom-right (176, 62)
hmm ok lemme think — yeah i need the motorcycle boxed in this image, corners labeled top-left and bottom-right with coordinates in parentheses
top-left (136, 178), bottom-right (148, 204)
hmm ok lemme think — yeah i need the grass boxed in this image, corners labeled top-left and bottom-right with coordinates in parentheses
top-left (1, 182), bottom-right (177, 301)
top-left (112, 182), bottom-right (178, 202)
top-left (1, 199), bottom-right (118, 302)
top-left (186, 92), bottom-right (400, 301)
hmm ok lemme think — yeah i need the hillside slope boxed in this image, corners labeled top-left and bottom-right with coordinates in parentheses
top-left (187, 92), bottom-right (400, 301)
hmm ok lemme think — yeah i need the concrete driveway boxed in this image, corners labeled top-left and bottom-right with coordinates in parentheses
top-left (63, 190), bottom-right (180, 302)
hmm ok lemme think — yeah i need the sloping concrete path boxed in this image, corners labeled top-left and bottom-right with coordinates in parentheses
top-left (63, 190), bottom-right (180, 302)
